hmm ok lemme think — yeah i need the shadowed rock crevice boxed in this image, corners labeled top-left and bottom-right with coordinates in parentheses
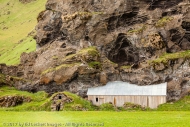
top-left (182, 21), bottom-right (190, 31)
top-left (162, 26), bottom-right (190, 53)
top-left (108, 33), bottom-right (139, 65)
top-left (36, 11), bottom-right (63, 47)
top-left (107, 12), bottom-right (148, 32)
top-left (146, 0), bottom-right (183, 10)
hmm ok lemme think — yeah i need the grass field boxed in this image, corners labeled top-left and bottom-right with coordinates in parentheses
top-left (0, 0), bottom-right (46, 65)
top-left (0, 111), bottom-right (190, 127)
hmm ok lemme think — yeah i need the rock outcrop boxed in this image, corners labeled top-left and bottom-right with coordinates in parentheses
top-left (1, 0), bottom-right (190, 101)
top-left (0, 95), bottom-right (31, 107)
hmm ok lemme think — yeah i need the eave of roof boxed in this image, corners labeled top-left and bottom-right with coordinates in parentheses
top-left (87, 81), bottom-right (167, 96)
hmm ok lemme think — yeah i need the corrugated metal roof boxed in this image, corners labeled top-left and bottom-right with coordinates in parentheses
top-left (87, 81), bottom-right (167, 96)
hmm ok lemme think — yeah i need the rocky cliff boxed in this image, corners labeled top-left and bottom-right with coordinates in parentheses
top-left (1, 0), bottom-right (190, 101)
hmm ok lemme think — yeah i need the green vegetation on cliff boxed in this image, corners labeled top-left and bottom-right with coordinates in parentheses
top-left (127, 25), bottom-right (146, 34)
top-left (149, 50), bottom-right (190, 64)
top-left (62, 46), bottom-right (99, 62)
top-left (42, 47), bottom-right (100, 75)
top-left (120, 65), bottom-right (131, 70)
top-left (0, 0), bottom-right (46, 65)
top-left (41, 63), bottom-right (81, 75)
top-left (88, 61), bottom-right (101, 69)
top-left (155, 16), bottom-right (174, 27)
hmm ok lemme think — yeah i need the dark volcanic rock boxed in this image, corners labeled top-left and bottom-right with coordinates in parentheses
top-left (146, 0), bottom-right (183, 10)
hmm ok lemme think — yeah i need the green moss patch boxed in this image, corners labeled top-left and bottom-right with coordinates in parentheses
top-left (88, 61), bottom-right (101, 69)
top-left (127, 25), bottom-right (146, 34)
top-left (41, 63), bottom-right (81, 75)
top-left (102, 58), bottom-right (118, 67)
top-left (120, 65), bottom-right (131, 70)
top-left (78, 46), bottom-right (99, 57)
top-left (155, 16), bottom-right (174, 27)
top-left (42, 47), bottom-right (100, 75)
top-left (149, 50), bottom-right (190, 65)
top-left (62, 46), bottom-right (99, 62)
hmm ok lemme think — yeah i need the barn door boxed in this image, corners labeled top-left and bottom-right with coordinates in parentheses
top-left (99, 98), bottom-right (104, 105)
top-left (114, 97), bottom-right (116, 106)
top-left (147, 96), bottom-right (149, 107)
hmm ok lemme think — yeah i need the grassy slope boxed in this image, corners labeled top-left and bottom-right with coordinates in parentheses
top-left (157, 96), bottom-right (190, 111)
top-left (0, 111), bottom-right (190, 127)
top-left (0, 0), bottom-right (47, 65)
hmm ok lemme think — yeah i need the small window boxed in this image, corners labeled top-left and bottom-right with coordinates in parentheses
top-left (58, 96), bottom-right (62, 99)
top-left (96, 97), bottom-right (98, 102)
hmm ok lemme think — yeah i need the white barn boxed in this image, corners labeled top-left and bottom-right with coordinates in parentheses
top-left (87, 81), bottom-right (167, 109)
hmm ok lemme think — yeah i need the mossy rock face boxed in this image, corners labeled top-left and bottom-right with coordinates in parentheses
top-left (88, 61), bottom-right (101, 69)
top-left (0, 74), bottom-right (6, 86)
top-left (61, 11), bottom-right (102, 22)
top-left (0, 95), bottom-right (31, 107)
top-left (127, 25), bottom-right (146, 34)
top-left (120, 66), bottom-right (131, 70)
top-left (149, 50), bottom-right (190, 65)
top-left (62, 46), bottom-right (100, 64)
top-left (40, 47), bottom-right (100, 84)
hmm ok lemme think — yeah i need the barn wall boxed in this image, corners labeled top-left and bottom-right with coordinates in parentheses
top-left (148, 96), bottom-right (166, 108)
top-left (88, 95), bottom-right (166, 109)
